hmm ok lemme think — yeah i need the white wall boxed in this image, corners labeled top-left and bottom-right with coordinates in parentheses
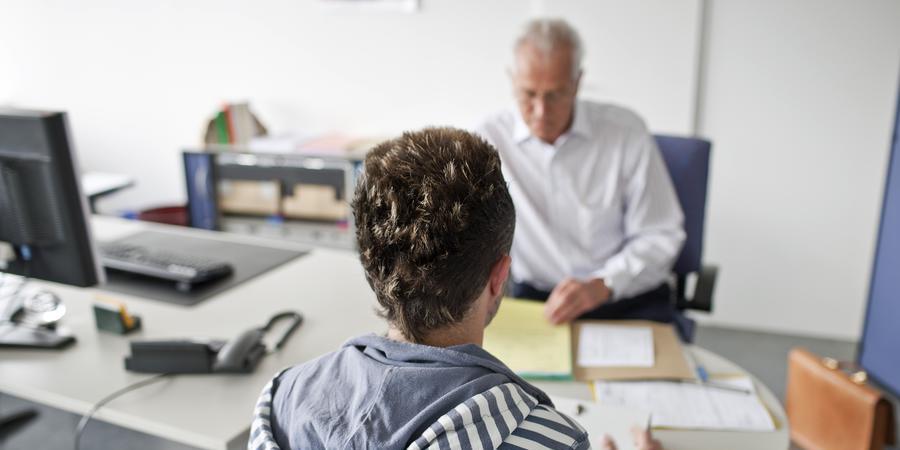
top-left (540, 1), bottom-right (702, 134)
top-left (696, 0), bottom-right (900, 340)
top-left (3, 0), bottom-right (900, 340)
top-left (0, 0), bottom-right (700, 211)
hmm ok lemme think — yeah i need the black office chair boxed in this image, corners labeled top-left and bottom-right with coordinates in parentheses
top-left (654, 135), bottom-right (718, 314)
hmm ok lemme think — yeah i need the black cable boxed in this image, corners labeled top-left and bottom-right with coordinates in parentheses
top-left (261, 311), bottom-right (303, 351)
top-left (73, 373), bottom-right (174, 450)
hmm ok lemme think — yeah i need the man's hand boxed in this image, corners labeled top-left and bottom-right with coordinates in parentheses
top-left (600, 427), bottom-right (663, 450)
top-left (543, 277), bottom-right (611, 325)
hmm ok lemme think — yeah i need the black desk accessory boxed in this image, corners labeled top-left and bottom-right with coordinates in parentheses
top-left (124, 311), bottom-right (303, 374)
top-left (0, 289), bottom-right (75, 349)
top-left (0, 408), bottom-right (39, 440)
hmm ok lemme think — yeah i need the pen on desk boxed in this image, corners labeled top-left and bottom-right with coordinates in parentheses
top-left (695, 364), bottom-right (710, 383)
top-left (684, 348), bottom-right (709, 382)
top-left (681, 348), bottom-right (751, 394)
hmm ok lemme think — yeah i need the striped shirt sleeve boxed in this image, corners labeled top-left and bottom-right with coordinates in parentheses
top-left (498, 405), bottom-right (590, 450)
top-left (248, 376), bottom-right (282, 450)
top-left (407, 383), bottom-right (590, 450)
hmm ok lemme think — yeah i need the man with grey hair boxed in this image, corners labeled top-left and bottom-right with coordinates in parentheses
top-left (476, 18), bottom-right (688, 337)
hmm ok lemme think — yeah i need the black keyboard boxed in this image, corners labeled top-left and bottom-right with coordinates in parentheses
top-left (99, 243), bottom-right (234, 292)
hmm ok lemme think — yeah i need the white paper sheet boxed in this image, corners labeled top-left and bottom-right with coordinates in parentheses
top-left (577, 324), bottom-right (654, 367)
top-left (81, 172), bottom-right (134, 197)
top-left (551, 395), bottom-right (650, 450)
top-left (593, 377), bottom-right (776, 431)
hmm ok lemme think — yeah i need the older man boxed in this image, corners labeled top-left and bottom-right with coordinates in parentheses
top-left (250, 128), bottom-right (662, 450)
top-left (476, 19), bottom-right (687, 333)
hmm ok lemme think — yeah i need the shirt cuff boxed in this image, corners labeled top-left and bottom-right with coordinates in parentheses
top-left (590, 268), bottom-right (631, 302)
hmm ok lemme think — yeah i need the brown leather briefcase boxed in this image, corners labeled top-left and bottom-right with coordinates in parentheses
top-left (787, 347), bottom-right (896, 450)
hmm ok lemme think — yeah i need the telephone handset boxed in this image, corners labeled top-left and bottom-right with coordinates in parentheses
top-left (212, 328), bottom-right (266, 373)
top-left (124, 311), bottom-right (303, 374)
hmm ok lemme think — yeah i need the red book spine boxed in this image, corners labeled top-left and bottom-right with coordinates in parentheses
top-left (224, 104), bottom-right (236, 145)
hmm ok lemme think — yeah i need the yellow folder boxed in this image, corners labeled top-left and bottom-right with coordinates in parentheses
top-left (482, 297), bottom-right (573, 380)
top-left (482, 297), bottom-right (694, 382)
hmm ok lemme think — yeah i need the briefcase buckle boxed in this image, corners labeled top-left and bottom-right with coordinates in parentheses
top-left (821, 357), bottom-right (868, 384)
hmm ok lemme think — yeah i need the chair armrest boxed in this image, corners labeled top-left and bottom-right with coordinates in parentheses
top-left (688, 264), bottom-right (718, 313)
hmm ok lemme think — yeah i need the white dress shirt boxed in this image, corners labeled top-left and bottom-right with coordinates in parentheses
top-left (476, 100), bottom-right (685, 300)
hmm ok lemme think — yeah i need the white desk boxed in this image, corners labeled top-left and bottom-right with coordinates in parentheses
top-left (81, 172), bottom-right (135, 213)
top-left (0, 217), bottom-right (789, 450)
top-left (1, 217), bottom-right (382, 449)
top-left (533, 347), bottom-right (790, 450)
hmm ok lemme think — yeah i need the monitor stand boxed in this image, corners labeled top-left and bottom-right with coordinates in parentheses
top-left (0, 322), bottom-right (75, 349)
top-left (1, 276), bottom-right (76, 349)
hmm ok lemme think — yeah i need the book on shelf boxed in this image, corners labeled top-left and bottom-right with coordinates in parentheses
top-left (205, 102), bottom-right (266, 147)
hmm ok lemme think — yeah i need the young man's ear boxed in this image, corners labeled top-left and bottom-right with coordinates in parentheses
top-left (489, 255), bottom-right (512, 298)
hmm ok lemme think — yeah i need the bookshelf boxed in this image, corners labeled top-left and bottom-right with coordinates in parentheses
top-left (184, 148), bottom-right (361, 250)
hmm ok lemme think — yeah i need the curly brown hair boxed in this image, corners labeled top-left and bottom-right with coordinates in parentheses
top-left (353, 127), bottom-right (515, 343)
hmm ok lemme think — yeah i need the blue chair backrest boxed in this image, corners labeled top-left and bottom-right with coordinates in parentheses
top-left (653, 135), bottom-right (711, 276)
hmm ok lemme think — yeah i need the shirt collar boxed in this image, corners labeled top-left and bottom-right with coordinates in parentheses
top-left (512, 107), bottom-right (532, 144)
top-left (568, 100), bottom-right (592, 140)
top-left (512, 100), bottom-right (592, 146)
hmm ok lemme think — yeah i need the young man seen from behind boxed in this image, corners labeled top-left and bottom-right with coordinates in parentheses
top-left (250, 127), bottom-right (661, 450)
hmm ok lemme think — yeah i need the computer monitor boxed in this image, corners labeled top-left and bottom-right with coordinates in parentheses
top-left (0, 109), bottom-right (101, 287)
top-left (858, 89), bottom-right (900, 398)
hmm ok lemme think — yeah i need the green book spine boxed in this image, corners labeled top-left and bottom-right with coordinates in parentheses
top-left (215, 111), bottom-right (229, 144)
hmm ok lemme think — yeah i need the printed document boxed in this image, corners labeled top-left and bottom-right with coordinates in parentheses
top-left (594, 377), bottom-right (775, 431)
top-left (578, 324), bottom-right (654, 367)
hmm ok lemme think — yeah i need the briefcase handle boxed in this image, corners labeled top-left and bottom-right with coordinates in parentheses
top-left (822, 357), bottom-right (869, 385)
top-left (820, 355), bottom-right (896, 448)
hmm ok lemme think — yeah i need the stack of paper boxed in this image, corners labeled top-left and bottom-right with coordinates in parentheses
top-left (483, 297), bottom-right (572, 379)
top-left (594, 377), bottom-right (776, 431)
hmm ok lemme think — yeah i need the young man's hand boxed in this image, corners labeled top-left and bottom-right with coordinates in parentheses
top-left (543, 277), bottom-right (610, 324)
top-left (600, 427), bottom-right (663, 450)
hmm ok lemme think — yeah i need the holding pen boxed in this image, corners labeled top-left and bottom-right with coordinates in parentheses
top-left (570, 400), bottom-right (660, 450)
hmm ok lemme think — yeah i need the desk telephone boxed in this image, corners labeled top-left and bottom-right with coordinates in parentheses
top-left (124, 311), bottom-right (302, 374)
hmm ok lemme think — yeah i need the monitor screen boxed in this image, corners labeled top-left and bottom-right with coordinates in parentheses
top-left (858, 91), bottom-right (900, 397)
top-left (0, 109), bottom-right (101, 287)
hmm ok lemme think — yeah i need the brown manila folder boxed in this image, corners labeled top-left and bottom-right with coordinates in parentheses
top-left (572, 320), bottom-right (694, 382)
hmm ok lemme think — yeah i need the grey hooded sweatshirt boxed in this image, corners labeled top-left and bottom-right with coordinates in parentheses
top-left (249, 334), bottom-right (590, 450)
